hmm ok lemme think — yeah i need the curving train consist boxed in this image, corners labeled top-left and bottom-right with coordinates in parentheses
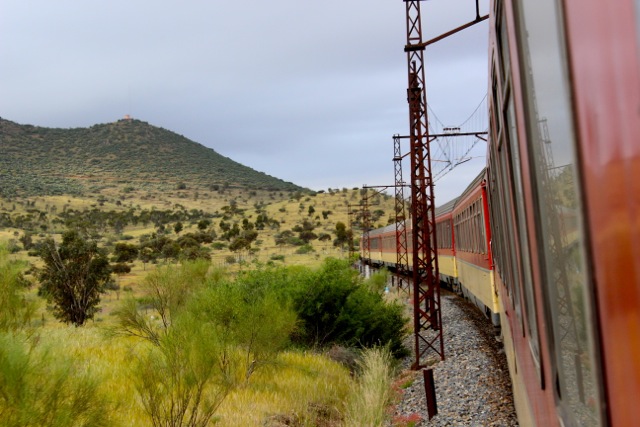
top-left (362, 0), bottom-right (640, 425)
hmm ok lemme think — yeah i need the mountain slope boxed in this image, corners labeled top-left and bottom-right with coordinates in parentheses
top-left (0, 118), bottom-right (303, 197)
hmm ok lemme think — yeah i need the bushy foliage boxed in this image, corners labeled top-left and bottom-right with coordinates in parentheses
top-left (0, 335), bottom-right (116, 427)
top-left (36, 230), bottom-right (112, 326)
top-left (0, 244), bottom-right (116, 426)
top-left (0, 246), bottom-right (37, 332)
top-left (112, 261), bottom-right (297, 427)
top-left (272, 259), bottom-right (408, 358)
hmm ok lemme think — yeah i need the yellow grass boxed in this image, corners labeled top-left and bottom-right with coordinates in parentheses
top-left (32, 325), bottom-right (354, 427)
top-left (1, 188), bottom-right (398, 425)
top-left (217, 351), bottom-right (352, 426)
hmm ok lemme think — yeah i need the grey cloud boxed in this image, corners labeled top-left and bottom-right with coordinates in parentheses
top-left (1, 0), bottom-right (489, 196)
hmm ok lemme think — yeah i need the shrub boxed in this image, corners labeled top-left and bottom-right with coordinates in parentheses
top-left (366, 268), bottom-right (389, 294)
top-left (0, 245), bottom-right (115, 426)
top-left (289, 258), bottom-right (408, 358)
top-left (0, 334), bottom-right (116, 427)
top-left (0, 246), bottom-right (37, 332)
top-left (295, 244), bottom-right (315, 254)
top-left (122, 261), bottom-right (297, 427)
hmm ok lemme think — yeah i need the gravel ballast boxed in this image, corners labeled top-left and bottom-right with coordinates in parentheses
top-left (388, 290), bottom-right (519, 426)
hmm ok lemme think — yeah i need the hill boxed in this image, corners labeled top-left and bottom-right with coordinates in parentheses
top-left (0, 117), bottom-right (303, 197)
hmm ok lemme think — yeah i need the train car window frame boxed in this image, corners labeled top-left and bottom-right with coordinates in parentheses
top-left (512, 0), bottom-right (605, 425)
top-left (497, 129), bottom-right (521, 324)
top-left (504, 92), bottom-right (541, 373)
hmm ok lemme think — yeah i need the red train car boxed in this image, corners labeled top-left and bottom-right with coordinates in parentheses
top-left (487, 0), bottom-right (640, 425)
top-left (434, 197), bottom-right (457, 289)
top-left (449, 170), bottom-right (499, 325)
top-left (364, 168), bottom-right (499, 325)
top-left (363, 1), bottom-right (638, 424)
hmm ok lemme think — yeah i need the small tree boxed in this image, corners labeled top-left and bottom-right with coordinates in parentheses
top-left (139, 247), bottom-right (154, 270)
top-left (174, 221), bottom-right (184, 235)
top-left (334, 221), bottom-right (349, 248)
top-left (113, 242), bottom-right (139, 263)
top-left (197, 219), bottom-right (211, 231)
top-left (19, 232), bottom-right (34, 251)
top-left (37, 230), bottom-right (112, 326)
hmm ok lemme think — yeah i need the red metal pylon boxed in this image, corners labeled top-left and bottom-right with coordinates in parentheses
top-left (404, 0), bottom-right (445, 366)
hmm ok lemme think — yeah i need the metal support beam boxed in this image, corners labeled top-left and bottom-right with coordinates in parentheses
top-left (361, 190), bottom-right (371, 266)
top-left (404, 0), bottom-right (444, 366)
top-left (393, 134), bottom-right (410, 295)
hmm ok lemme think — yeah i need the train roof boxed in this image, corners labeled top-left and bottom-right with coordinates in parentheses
top-left (365, 168), bottom-right (487, 236)
top-left (458, 168), bottom-right (486, 201)
top-left (435, 197), bottom-right (459, 216)
top-left (367, 222), bottom-right (398, 237)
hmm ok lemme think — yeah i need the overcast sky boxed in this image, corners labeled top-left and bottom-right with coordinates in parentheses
top-left (1, 0), bottom-right (489, 204)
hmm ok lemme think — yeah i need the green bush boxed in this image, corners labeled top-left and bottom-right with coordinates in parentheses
top-left (0, 334), bottom-right (116, 427)
top-left (284, 258), bottom-right (408, 358)
top-left (0, 246), bottom-right (37, 332)
top-left (294, 244), bottom-right (314, 254)
top-left (0, 245), bottom-right (116, 426)
top-left (114, 260), bottom-right (296, 427)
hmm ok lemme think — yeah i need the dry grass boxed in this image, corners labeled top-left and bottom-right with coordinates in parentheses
top-left (343, 347), bottom-right (395, 427)
top-left (217, 351), bottom-right (352, 426)
top-left (1, 187), bottom-right (399, 426)
top-left (32, 326), bottom-right (355, 427)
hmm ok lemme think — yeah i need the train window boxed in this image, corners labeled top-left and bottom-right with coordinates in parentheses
top-left (514, 0), bottom-right (604, 425)
top-left (498, 11), bottom-right (511, 84)
top-left (473, 203), bottom-right (478, 253)
top-left (504, 94), bottom-right (540, 365)
top-left (471, 203), bottom-right (476, 254)
top-left (497, 143), bottom-right (520, 319)
top-left (479, 200), bottom-right (487, 254)
top-left (491, 73), bottom-right (502, 138)
top-left (489, 155), bottom-right (511, 297)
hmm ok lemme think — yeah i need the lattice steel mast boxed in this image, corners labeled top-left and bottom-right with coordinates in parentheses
top-left (393, 135), bottom-right (410, 294)
top-left (404, 0), bottom-right (444, 365)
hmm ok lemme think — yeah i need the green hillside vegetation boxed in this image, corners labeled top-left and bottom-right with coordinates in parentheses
top-left (0, 186), bottom-right (396, 271)
top-left (0, 116), bottom-right (408, 425)
top-left (0, 117), bottom-right (302, 197)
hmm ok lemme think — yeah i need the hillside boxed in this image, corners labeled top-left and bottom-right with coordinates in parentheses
top-left (0, 117), bottom-right (303, 197)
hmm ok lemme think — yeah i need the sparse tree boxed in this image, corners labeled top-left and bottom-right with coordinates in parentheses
top-left (197, 219), bottom-right (211, 230)
top-left (139, 247), bottom-right (154, 270)
top-left (113, 242), bottom-right (139, 263)
top-left (37, 230), bottom-right (112, 326)
top-left (174, 221), bottom-right (183, 235)
top-left (334, 221), bottom-right (350, 249)
top-left (19, 232), bottom-right (34, 250)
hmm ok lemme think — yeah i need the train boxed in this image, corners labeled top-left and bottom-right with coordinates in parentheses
top-left (361, 0), bottom-right (640, 425)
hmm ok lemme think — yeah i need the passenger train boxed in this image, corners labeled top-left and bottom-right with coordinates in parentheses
top-left (361, 0), bottom-right (640, 425)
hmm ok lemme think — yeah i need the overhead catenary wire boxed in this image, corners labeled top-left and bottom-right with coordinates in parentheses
top-left (423, 94), bottom-right (488, 182)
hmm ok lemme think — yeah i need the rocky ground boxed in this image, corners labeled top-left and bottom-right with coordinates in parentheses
top-left (388, 290), bottom-right (519, 426)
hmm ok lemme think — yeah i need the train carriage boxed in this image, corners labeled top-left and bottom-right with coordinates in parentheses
top-left (364, 223), bottom-right (398, 269)
top-left (363, 0), bottom-right (638, 424)
top-left (434, 197), bottom-right (457, 290)
top-left (449, 170), bottom-right (499, 325)
top-left (487, 0), bottom-right (640, 425)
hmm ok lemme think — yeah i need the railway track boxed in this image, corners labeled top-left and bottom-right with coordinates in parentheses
top-left (389, 289), bottom-right (518, 426)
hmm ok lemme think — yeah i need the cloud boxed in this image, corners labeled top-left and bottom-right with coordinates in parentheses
top-left (1, 0), bottom-right (490, 198)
